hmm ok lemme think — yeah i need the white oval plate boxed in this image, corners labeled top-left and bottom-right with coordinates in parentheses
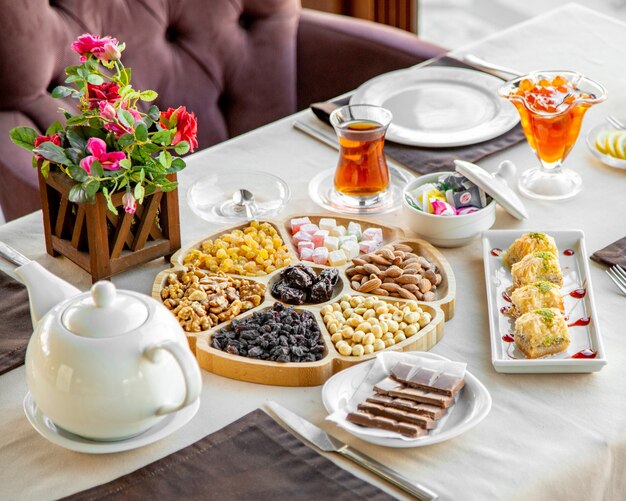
top-left (23, 392), bottom-right (200, 454)
top-left (585, 123), bottom-right (626, 170)
top-left (350, 66), bottom-right (519, 148)
top-left (322, 352), bottom-right (491, 448)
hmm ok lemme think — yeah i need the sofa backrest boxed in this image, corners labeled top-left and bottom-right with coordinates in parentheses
top-left (0, 0), bottom-right (300, 148)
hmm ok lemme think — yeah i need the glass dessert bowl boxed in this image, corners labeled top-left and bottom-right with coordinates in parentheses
top-left (499, 71), bottom-right (607, 200)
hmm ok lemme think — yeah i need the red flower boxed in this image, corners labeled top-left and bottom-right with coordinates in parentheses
top-left (122, 192), bottom-right (137, 214)
top-left (79, 138), bottom-right (126, 174)
top-left (159, 106), bottom-right (198, 152)
top-left (71, 34), bottom-right (121, 62)
top-left (87, 82), bottom-right (120, 110)
top-left (103, 102), bottom-right (141, 137)
top-left (33, 134), bottom-right (62, 161)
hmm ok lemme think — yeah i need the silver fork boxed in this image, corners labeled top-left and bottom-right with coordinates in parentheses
top-left (606, 265), bottom-right (626, 295)
top-left (606, 115), bottom-right (625, 130)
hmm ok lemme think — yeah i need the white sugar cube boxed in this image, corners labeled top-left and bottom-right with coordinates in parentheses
top-left (324, 236), bottom-right (339, 251)
top-left (347, 221), bottom-right (362, 241)
top-left (319, 218), bottom-right (337, 231)
top-left (328, 249), bottom-right (347, 266)
top-left (312, 246), bottom-right (329, 265)
top-left (330, 225), bottom-right (347, 237)
top-left (300, 223), bottom-right (319, 234)
top-left (339, 235), bottom-right (358, 246)
top-left (362, 227), bottom-right (383, 243)
top-left (300, 247), bottom-right (314, 261)
top-left (341, 241), bottom-right (360, 260)
top-left (359, 240), bottom-right (380, 254)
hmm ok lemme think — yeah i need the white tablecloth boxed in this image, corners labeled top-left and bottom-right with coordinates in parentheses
top-left (1, 4), bottom-right (625, 500)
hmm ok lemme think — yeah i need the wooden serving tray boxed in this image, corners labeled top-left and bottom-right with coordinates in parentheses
top-left (153, 214), bottom-right (456, 386)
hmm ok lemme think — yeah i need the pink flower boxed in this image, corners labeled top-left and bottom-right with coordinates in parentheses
top-left (103, 104), bottom-right (141, 136)
top-left (71, 34), bottom-right (121, 62)
top-left (159, 106), bottom-right (199, 152)
top-left (98, 101), bottom-right (117, 121)
top-left (33, 134), bottom-right (62, 161)
top-left (122, 192), bottom-right (137, 214)
top-left (79, 137), bottom-right (126, 174)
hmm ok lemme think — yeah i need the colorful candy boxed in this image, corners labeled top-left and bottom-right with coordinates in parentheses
top-left (328, 250), bottom-right (348, 266)
top-left (290, 217), bottom-right (311, 234)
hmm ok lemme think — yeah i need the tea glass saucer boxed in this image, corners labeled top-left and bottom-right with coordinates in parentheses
top-left (23, 392), bottom-right (200, 454)
top-left (309, 165), bottom-right (414, 215)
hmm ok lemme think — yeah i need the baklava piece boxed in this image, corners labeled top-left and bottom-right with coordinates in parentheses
top-left (514, 307), bottom-right (570, 358)
top-left (511, 251), bottom-right (563, 289)
top-left (510, 281), bottom-right (564, 316)
top-left (503, 232), bottom-right (558, 267)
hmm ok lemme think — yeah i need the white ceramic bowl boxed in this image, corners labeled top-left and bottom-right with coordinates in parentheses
top-left (402, 172), bottom-right (496, 247)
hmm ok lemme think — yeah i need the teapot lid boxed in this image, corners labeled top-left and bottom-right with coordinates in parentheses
top-left (61, 281), bottom-right (148, 338)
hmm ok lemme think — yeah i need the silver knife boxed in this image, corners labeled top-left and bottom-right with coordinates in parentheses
top-left (266, 401), bottom-right (438, 501)
top-left (293, 120), bottom-right (339, 150)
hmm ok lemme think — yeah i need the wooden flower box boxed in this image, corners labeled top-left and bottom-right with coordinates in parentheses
top-left (38, 170), bottom-right (181, 282)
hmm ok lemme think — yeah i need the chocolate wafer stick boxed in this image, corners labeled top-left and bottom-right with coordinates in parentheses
top-left (347, 410), bottom-right (427, 438)
top-left (366, 394), bottom-right (447, 420)
top-left (358, 402), bottom-right (436, 429)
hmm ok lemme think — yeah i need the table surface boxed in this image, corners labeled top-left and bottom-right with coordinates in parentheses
top-left (2, 4), bottom-right (626, 500)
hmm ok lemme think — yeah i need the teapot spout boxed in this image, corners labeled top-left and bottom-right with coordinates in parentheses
top-left (15, 261), bottom-right (81, 326)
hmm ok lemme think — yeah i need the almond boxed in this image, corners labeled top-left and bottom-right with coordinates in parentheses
top-left (369, 254), bottom-right (391, 266)
top-left (352, 257), bottom-right (369, 266)
top-left (372, 288), bottom-right (389, 296)
top-left (419, 278), bottom-right (432, 293)
top-left (396, 275), bottom-right (419, 285)
top-left (351, 280), bottom-right (362, 290)
top-left (381, 283), bottom-right (403, 293)
top-left (363, 263), bottom-right (382, 275)
top-left (379, 248), bottom-right (395, 261)
top-left (360, 277), bottom-right (382, 293)
top-left (423, 291), bottom-right (436, 302)
top-left (383, 265), bottom-right (403, 278)
top-left (393, 243), bottom-right (413, 252)
top-left (397, 287), bottom-right (417, 300)
top-left (351, 274), bottom-right (364, 282)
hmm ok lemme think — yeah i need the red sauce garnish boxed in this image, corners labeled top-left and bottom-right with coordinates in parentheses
top-left (572, 349), bottom-right (597, 359)
top-left (491, 248), bottom-right (503, 256)
top-left (563, 249), bottom-right (575, 256)
top-left (568, 317), bottom-right (591, 327)
top-left (502, 334), bottom-right (515, 343)
top-left (569, 288), bottom-right (586, 299)
top-left (502, 291), bottom-right (512, 302)
top-left (500, 306), bottom-right (512, 315)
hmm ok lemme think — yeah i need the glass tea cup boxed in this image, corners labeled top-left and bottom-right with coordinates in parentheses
top-left (329, 104), bottom-right (393, 208)
top-left (499, 71), bottom-right (607, 200)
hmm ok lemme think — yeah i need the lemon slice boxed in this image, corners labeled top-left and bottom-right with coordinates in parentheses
top-left (605, 130), bottom-right (623, 157)
top-left (595, 130), bottom-right (611, 154)
top-left (614, 131), bottom-right (626, 159)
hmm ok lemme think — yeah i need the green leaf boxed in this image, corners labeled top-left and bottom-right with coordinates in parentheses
top-left (119, 158), bottom-right (132, 169)
top-left (33, 142), bottom-right (71, 165)
top-left (144, 184), bottom-right (157, 196)
top-left (158, 150), bottom-right (172, 169)
top-left (40, 160), bottom-right (51, 178)
top-left (68, 165), bottom-right (88, 182)
top-left (66, 115), bottom-right (91, 126)
top-left (118, 177), bottom-right (129, 190)
top-left (135, 123), bottom-right (148, 142)
top-left (134, 183), bottom-right (145, 203)
top-left (152, 129), bottom-right (171, 145)
top-left (90, 159), bottom-right (104, 178)
top-left (142, 142), bottom-right (161, 154)
top-left (65, 128), bottom-right (87, 150)
top-left (83, 178), bottom-right (100, 197)
top-left (174, 140), bottom-right (189, 155)
top-left (118, 68), bottom-right (131, 87)
top-left (158, 180), bottom-right (178, 192)
top-left (68, 184), bottom-right (89, 203)
top-left (148, 105), bottom-right (160, 121)
top-left (139, 90), bottom-right (158, 102)
top-left (86, 74), bottom-right (104, 85)
top-left (62, 109), bottom-right (73, 120)
top-left (117, 133), bottom-right (135, 147)
top-left (51, 86), bottom-right (75, 98)
top-left (167, 158), bottom-right (186, 173)
top-left (9, 127), bottom-right (38, 151)
top-left (45, 121), bottom-right (64, 136)
top-left (102, 187), bottom-right (118, 215)
top-left (65, 74), bottom-right (82, 84)
top-left (66, 147), bottom-right (83, 165)
top-left (118, 109), bottom-right (135, 129)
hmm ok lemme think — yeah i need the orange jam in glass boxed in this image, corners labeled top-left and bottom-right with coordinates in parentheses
top-left (508, 75), bottom-right (593, 165)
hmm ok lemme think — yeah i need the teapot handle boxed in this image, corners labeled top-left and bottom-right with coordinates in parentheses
top-left (144, 340), bottom-right (202, 416)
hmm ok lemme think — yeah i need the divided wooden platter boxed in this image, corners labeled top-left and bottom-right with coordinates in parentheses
top-left (153, 214), bottom-right (456, 386)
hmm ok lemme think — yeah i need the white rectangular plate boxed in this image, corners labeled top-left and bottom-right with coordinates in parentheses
top-left (482, 229), bottom-right (607, 373)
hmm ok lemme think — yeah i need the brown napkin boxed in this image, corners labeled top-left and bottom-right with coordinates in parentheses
top-left (322, 56), bottom-right (526, 175)
top-left (64, 409), bottom-right (393, 501)
top-left (591, 236), bottom-right (626, 268)
top-left (0, 269), bottom-right (32, 375)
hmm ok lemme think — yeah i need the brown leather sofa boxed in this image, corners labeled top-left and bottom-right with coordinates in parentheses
top-left (0, 0), bottom-right (445, 221)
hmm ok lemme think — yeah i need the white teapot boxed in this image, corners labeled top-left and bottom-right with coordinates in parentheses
top-left (17, 262), bottom-right (202, 441)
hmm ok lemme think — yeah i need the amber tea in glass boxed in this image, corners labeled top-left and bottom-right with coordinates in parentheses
top-left (330, 105), bottom-right (393, 208)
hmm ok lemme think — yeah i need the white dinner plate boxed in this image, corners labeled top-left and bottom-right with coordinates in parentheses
top-left (482, 230), bottom-right (607, 373)
top-left (322, 352), bottom-right (492, 448)
top-left (585, 122), bottom-right (626, 170)
top-left (350, 66), bottom-right (519, 147)
top-left (23, 392), bottom-right (200, 454)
